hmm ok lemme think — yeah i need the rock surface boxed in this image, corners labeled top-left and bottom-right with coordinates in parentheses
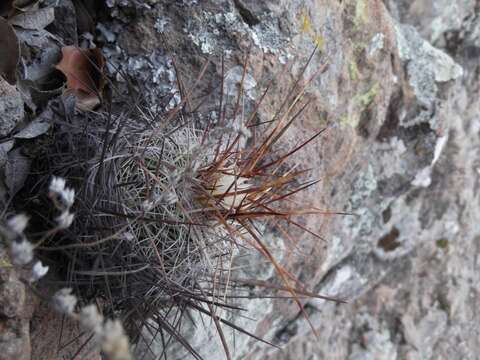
top-left (0, 253), bottom-right (32, 360)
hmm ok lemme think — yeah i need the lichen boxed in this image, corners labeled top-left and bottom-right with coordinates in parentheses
top-left (349, 60), bottom-right (359, 81)
top-left (367, 33), bottom-right (385, 57)
top-left (355, 82), bottom-right (379, 108)
top-left (298, 13), bottom-right (325, 50)
top-left (354, 0), bottom-right (368, 28)
top-left (338, 114), bottom-right (358, 128)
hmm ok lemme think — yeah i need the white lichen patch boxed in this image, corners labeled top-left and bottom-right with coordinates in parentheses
top-left (187, 9), bottom-right (290, 57)
top-left (188, 31), bottom-right (215, 54)
top-left (412, 134), bottom-right (448, 188)
top-left (367, 33), bottom-right (385, 58)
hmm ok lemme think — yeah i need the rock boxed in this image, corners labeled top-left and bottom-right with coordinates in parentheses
top-left (0, 274), bottom-right (25, 318)
top-left (385, 0), bottom-right (476, 45)
top-left (0, 258), bottom-right (31, 360)
top-left (394, 24), bottom-right (463, 128)
top-left (30, 300), bottom-right (102, 360)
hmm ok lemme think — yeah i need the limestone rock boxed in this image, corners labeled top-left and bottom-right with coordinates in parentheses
top-left (0, 258), bottom-right (31, 360)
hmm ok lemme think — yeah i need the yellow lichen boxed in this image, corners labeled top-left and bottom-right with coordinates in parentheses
top-left (356, 82), bottom-right (379, 108)
top-left (0, 257), bottom-right (12, 268)
top-left (339, 114), bottom-right (359, 129)
top-left (349, 61), bottom-right (359, 81)
top-left (298, 12), bottom-right (324, 51)
top-left (313, 34), bottom-right (324, 48)
top-left (300, 13), bottom-right (312, 34)
top-left (355, 0), bottom-right (368, 27)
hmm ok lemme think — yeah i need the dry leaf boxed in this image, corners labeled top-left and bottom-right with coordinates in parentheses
top-left (9, 7), bottom-right (55, 30)
top-left (0, 17), bottom-right (20, 85)
top-left (14, 112), bottom-right (51, 139)
top-left (5, 147), bottom-right (31, 198)
top-left (0, 140), bottom-right (14, 167)
top-left (0, 78), bottom-right (24, 136)
top-left (0, 0), bottom-right (39, 18)
top-left (12, 0), bottom-right (39, 11)
top-left (55, 46), bottom-right (106, 111)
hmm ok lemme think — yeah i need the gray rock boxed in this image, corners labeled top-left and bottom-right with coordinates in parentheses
top-left (395, 24), bottom-right (463, 128)
top-left (0, 262), bottom-right (31, 360)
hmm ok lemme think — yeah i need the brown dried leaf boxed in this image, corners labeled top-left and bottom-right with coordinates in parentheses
top-left (0, 17), bottom-right (20, 85)
top-left (55, 46), bottom-right (106, 111)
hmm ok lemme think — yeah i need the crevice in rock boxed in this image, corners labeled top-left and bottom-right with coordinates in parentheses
top-left (377, 174), bottom-right (411, 198)
top-left (377, 227), bottom-right (401, 252)
top-left (377, 89), bottom-right (401, 142)
top-left (357, 107), bottom-right (373, 139)
top-left (382, 206), bottom-right (392, 224)
top-left (273, 303), bottom-right (317, 344)
top-left (233, 0), bottom-right (260, 27)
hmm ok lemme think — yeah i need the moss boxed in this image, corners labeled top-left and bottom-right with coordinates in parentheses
top-left (436, 238), bottom-right (449, 249)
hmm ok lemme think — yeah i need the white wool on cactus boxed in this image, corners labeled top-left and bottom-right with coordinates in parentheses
top-left (79, 304), bottom-right (104, 335)
top-left (30, 260), bottom-right (49, 282)
top-left (52, 288), bottom-right (78, 315)
top-left (7, 214), bottom-right (29, 234)
top-left (101, 319), bottom-right (131, 360)
top-left (49, 176), bottom-right (67, 194)
top-left (55, 210), bottom-right (75, 229)
top-left (10, 239), bottom-right (34, 265)
top-left (49, 176), bottom-right (76, 211)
